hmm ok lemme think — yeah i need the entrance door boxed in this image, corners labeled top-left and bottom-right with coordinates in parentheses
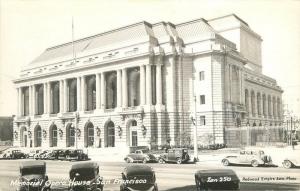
top-left (131, 131), bottom-right (138, 146)
top-left (24, 135), bottom-right (27, 147)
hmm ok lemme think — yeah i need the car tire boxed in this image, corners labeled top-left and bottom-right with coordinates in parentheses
top-left (177, 158), bottom-right (182, 164)
top-left (251, 160), bottom-right (259, 167)
top-left (158, 158), bottom-right (165, 164)
top-left (222, 159), bottom-right (230, 166)
top-left (142, 158), bottom-right (147, 164)
top-left (283, 160), bottom-right (292, 169)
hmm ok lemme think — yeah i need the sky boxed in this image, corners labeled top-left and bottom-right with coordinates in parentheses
top-left (0, 0), bottom-right (300, 117)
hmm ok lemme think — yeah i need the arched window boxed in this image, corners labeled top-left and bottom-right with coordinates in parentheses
top-left (51, 82), bottom-right (60, 114)
top-left (49, 125), bottom-right (57, 147)
top-left (34, 125), bottom-right (42, 147)
top-left (128, 67), bottom-right (140, 107)
top-left (106, 72), bottom-right (117, 109)
top-left (66, 124), bottom-right (75, 147)
top-left (36, 84), bottom-right (44, 115)
top-left (68, 79), bottom-right (77, 112)
top-left (86, 76), bottom-right (96, 111)
top-left (84, 122), bottom-right (94, 147)
top-left (20, 126), bottom-right (27, 147)
top-left (105, 121), bottom-right (115, 147)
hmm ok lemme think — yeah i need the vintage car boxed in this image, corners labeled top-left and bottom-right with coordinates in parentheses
top-left (17, 161), bottom-right (51, 191)
top-left (27, 149), bottom-right (42, 159)
top-left (158, 148), bottom-right (190, 164)
top-left (282, 155), bottom-right (300, 169)
top-left (120, 165), bottom-right (158, 191)
top-left (65, 149), bottom-right (89, 161)
top-left (222, 150), bottom-right (272, 167)
top-left (68, 162), bottom-right (103, 191)
top-left (4, 149), bottom-right (27, 159)
top-left (124, 149), bottom-right (157, 163)
top-left (35, 150), bottom-right (52, 160)
top-left (46, 149), bottom-right (65, 160)
top-left (195, 169), bottom-right (240, 191)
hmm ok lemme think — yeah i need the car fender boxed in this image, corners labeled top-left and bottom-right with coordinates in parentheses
top-left (223, 156), bottom-right (237, 163)
top-left (124, 156), bottom-right (134, 161)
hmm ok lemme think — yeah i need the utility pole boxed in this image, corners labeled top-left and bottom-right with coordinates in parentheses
top-left (193, 95), bottom-right (198, 161)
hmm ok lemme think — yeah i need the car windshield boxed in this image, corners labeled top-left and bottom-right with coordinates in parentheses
top-left (21, 167), bottom-right (45, 176)
top-left (70, 168), bottom-right (95, 181)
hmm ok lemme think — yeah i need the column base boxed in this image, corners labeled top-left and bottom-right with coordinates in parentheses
top-left (155, 104), bottom-right (165, 112)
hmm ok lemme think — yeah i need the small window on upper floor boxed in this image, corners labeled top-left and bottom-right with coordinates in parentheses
top-left (199, 71), bottom-right (205, 81)
top-left (200, 95), bottom-right (205, 105)
top-left (200, 116), bottom-right (206, 126)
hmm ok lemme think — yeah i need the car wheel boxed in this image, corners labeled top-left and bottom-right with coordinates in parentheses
top-left (283, 160), bottom-right (292, 169)
top-left (142, 158), bottom-right (147, 164)
top-left (126, 158), bottom-right (132, 163)
top-left (158, 158), bottom-right (165, 164)
top-left (177, 158), bottom-right (182, 164)
top-left (222, 159), bottom-right (230, 166)
top-left (251, 160), bottom-right (259, 167)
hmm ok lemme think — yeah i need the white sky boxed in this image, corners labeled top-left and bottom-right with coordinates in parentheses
top-left (0, 0), bottom-right (299, 117)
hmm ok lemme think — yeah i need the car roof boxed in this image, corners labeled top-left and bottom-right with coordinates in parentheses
top-left (20, 161), bottom-right (46, 169)
top-left (124, 165), bottom-right (153, 176)
top-left (70, 162), bottom-right (98, 170)
top-left (195, 169), bottom-right (237, 177)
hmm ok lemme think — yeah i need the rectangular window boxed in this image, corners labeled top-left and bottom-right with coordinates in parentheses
top-left (199, 71), bottom-right (205, 81)
top-left (200, 95), bottom-right (205, 105)
top-left (23, 87), bottom-right (29, 116)
top-left (200, 116), bottom-right (206, 126)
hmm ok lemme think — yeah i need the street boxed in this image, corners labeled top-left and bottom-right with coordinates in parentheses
top-left (0, 159), bottom-right (299, 191)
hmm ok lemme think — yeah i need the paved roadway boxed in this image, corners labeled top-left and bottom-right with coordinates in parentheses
top-left (0, 159), bottom-right (299, 191)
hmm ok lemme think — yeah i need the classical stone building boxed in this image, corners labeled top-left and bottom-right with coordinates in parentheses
top-left (13, 14), bottom-right (283, 149)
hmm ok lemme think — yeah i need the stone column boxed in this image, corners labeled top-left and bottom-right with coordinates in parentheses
top-left (270, 96), bottom-right (273, 119)
top-left (100, 73), bottom-right (106, 110)
top-left (64, 79), bottom-right (68, 112)
top-left (248, 92), bottom-right (252, 117)
top-left (273, 97), bottom-right (277, 118)
top-left (43, 83), bottom-right (48, 114)
top-left (122, 68), bottom-right (128, 108)
top-left (146, 64), bottom-right (152, 105)
top-left (229, 65), bottom-right (232, 102)
top-left (17, 88), bottom-right (21, 116)
top-left (117, 69), bottom-right (122, 108)
top-left (76, 77), bottom-right (81, 111)
top-left (29, 86), bottom-right (33, 116)
top-left (140, 65), bottom-right (146, 106)
top-left (96, 73), bottom-right (101, 110)
top-left (81, 76), bottom-right (86, 111)
top-left (59, 80), bottom-right (64, 113)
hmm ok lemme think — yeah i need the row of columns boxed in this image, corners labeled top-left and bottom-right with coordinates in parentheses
top-left (17, 61), bottom-right (164, 117)
top-left (245, 90), bottom-right (281, 119)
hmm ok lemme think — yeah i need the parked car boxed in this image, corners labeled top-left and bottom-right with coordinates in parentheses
top-left (120, 165), bottom-right (158, 191)
top-left (158, 148), bottom-right (190, 164)
top-left (26, 149), bottom-right (42, 159)
top-left (17, 161), bottom-right (51, 191)
top-left (195, 169), bottom-right (240, 191)
top-left (64, 149), bottom-right (88, 161)
top-left (124, 149), bottom-right (157, 163)
top-left (35, 150), bottom-right (52, 160)
top-left (222, 150), bottom-right (272, 167)
top-left (46, 149), bottom-right (64, 160)
top-left (282, 155), bottom-right (300, 169)
top-left (5, 149), bottom-right (26, 159)
top-left (68, 162), bottom-right (103, 191)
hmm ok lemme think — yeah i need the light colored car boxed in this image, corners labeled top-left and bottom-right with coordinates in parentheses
top-left (282, 156), bottom-right (300, 169)
top-left (26, 149), bottom-right (42, 159)
top-left (124, 149), bottom-right (157, 163)
top-left (222, 150), bottom-right (272, 167)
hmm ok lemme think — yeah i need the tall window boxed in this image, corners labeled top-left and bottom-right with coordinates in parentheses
top-left (68, 79), bottom-right (77, 112)
top-left (200, 95), bottom-right (205, 105)
top-left (50, 125), bottom-right (57, 147)
top-left (51, 82), bottom-right (60, 114)
top-left (199, 71), bottom-right (205, 81)
top-left (68, 126), bottom-right (75, 147)
top-left (106, 121), bottom-right (115, 147)
top-left (85, 122), bottom-right (94, 147)
top-left (36, 85), bottom-right (44, 115)
top-left (200, 116), bottom-right (206, 125)
top-left (131, 131), bottom-right (138, 146)
top-left (34, 125), bottom-right (42, 147)
top-left (86, 76), bottom-right (96, 111)
top-left (23, 87), bottom-right (29, 116)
